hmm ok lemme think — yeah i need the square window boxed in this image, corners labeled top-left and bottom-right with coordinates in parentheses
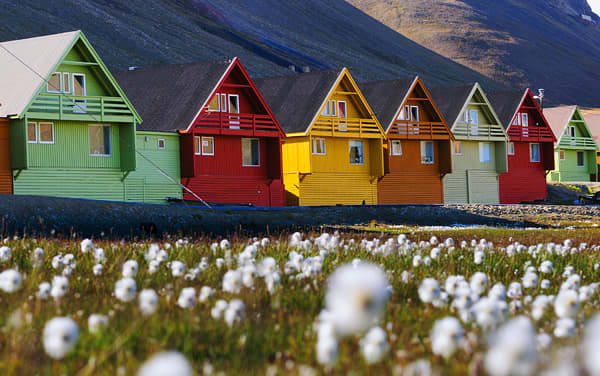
top-left (202, 137), bottom-right (214, 156)
top-left (479, 142), bottom-right (492, 163)
top-left (559, 150), bottom-right (566, 160)
top-left (391, 140), bottom-right (402, 156)
top-left (242, 138), bottom-right (260, 166)
top-left (312, 138), bottom-right (326, 155)
top-left (421, 141), bottom-right (434, 164)
top-left (529, 143), bottom-right (540, 162)
top-left (507, 142), bottom-right (515, 155)
top-left (27, 122), bottom-right (37, 143)
top-left (349, 140), bottom-right (364, 165)
top-left (89, 125), bottom-right (111, 156)
top-left (47, 72), bottom-right (61, 93)
top-left (577, 151), bottom-right (585, 167)
top-left (158, 138), bottom-right (166, 150)
top-left (39, 123), bottom-right (54, 144)
top-left (208, 93), bottom-right (220, 111)
top-left (453, 141), bottom-right (462, 155)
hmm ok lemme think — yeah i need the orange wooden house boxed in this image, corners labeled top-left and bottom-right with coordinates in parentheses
top-left (361, 77), bottom-right (453, 204)
top-left (0, 119), bottom-right (10, 194)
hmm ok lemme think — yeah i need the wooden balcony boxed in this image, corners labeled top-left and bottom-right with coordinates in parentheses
top-left (452, 122), bottom-right (506, 140)
top-left (387, 121), bottom-right (451, 140)
top-left (311, 117), bottom-right (382, 138)
top-left (192, 112), bottom-right (281, 137)
top-left (27, 94), bottom-right (135, 122)
top-left (558, 136), bottom-right (598, 150)
top-left (506, 125), bottom-right (555, 142)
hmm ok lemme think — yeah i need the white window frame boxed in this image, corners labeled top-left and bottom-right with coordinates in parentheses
top-left (513, 113), bottom-right (521, 126)
top-left (47, 72), bottom-right (62, 93)
top-left (242, 138), bottom-right (260, 167)
top-left (421, 141), bottom-right (434, 164)
top-left (397, 106), bottom-right (406, 120)
top-left (349, 140), bottom-right (364, 165)
top-left (38, 122), bottom-right (55, 144)
top-left (507, 142), bottom-right (515, 156)
top-left (390, 140), bottom-right (402, 156)
top-left (207, 93), bottom-right (221, 112)
top-left (312, 138), bottom-right (326, 155)
top-left (452, 141), bottom-right (462, 155)
top-left (410, 106), bottom-right (419, 122)
top-left (479, 142), bottom-right (492, 163)
top-left (220, 94), bottom-right (227, 113)
top-left (158, 138), bottom-right (166, 150)
top-left (568, 126), bottom-right (576, 137)
top-left (529, 143), bottom-right (540, 162)
top-left (27, 122), bottom-right (38, 143)
top-left (72, 73), bottom-right (87, 114)
top-left (469, 109), bottom-right (479, 125)
top-left (321, 100), bottom-right (336, 116)
top-left (559, 150), bottom-right (566, 161)
top-left (89, 124), bottom-right (112, 157)
top-left (201, 136), bottom-right (214, 156)
top-left (576, 150), bottom-right (585, 167)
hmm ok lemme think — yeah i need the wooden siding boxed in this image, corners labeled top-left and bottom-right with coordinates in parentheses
top-left (183, 176), bottom-right (284, 207)
top-left (10, 118), bottom-right (27, 169)
top-left (0, 120), bottom-right (12, 194)
top-left (500, 141), bottom-right (549, 204)
top-left (298, 172), bottom-right (377, 206)
top-left (548, 149), bottom-right (597, 182)
top-left (452, 88), bottom-right (506, 142)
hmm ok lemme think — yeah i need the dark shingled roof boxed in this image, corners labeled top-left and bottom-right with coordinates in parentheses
top-left (359, 77), bottom-right (416, 133)
top-left (428, 84), bottom-right (475, 128)
top-left (114, 59), bottom-right (233, 132)
top-left (254, 69), bottom-right (343, 134)
top-left (487, 90), bottom-right (526, 130)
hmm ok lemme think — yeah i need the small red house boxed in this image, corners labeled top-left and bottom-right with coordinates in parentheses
top-left (116, 58), bottom-right (285, 206)
top-left (488, 89), bottom-right (556, 203)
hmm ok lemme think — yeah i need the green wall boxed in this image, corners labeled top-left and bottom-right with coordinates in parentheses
top-left (549, 149), bottom-right (596, 182)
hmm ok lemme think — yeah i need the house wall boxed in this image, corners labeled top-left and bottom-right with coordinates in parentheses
top-left (0, 119), bottom-right (12, 194)
top-left (549, 149), bottom-right (597, 182)
top-left (499, 141), bottom-right (548, 203)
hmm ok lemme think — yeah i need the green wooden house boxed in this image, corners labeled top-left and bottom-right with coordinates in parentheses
top-left (430, 83), bottom-right (508, 204)
top-left (0, 30), bottom-right (181, 203)
top-left (544, 105), bottom-right (598, 182)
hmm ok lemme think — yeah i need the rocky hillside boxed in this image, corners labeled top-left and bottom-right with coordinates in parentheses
top-left (346, 0), bottom-right (600, 106)
top-left (0, 0), bottom-right (499, 89)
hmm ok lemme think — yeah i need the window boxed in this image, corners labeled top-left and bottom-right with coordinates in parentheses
top-left (349, 140), bottom-right (364, 165)
top-left (338, 101), bottom-right (347, 130)
top-left (469, 110), bottom-right (479, 125)
top-left (513, 113), bottom-right (521, 126)
top-left (47, 72), bottom-right (61, 93)
top-left (479, 142), bottom-right (492, 163)
top-left (27, 122), bottom-right (37, 143)
top-left (73, 74), bottom-right (86, 113)
top-left (421, 141), bottom-right (434, 164)
top-left (397, 106), bottom-right (407, 120)
top-left (577, 151), bottom-right (585, 167)
top-left (453, 141), bottom-right (462, 155)
top-left (242, 138), bottom-right (260, 166)
top-left (559, 150), bottom-right (566, 160)
top-left (507, 142), bottom-right (515, 155)
top-left (208, 94), bottom-right (220, 111)
top-left (521, 113), bottom-right (528, 127)
top-left (63, 73), bottom-right (70, 93)
top-left (39, 123), bottom-right (54, 144)
top-left (202, 137), bottom-right (214, 155)
top-left (220, 94), bottom-right (227, 113)
top-left (158, 138), bottom-right (166, 150)
top-left (567, 126), bottom-right (576, 137)
top-left (89, 125), bottom-right (111, 156)
top-left (529, 143), bottom-right (540, 162)
top-left (321, 100), bottom-right (336, 116)
top-left (390, 140), bottom-right (402, 156)
top-left (312, 138), bottom-right (326, 155)
top-left (194, 136), bottom-right (201, 155)
top-left (410, 106), bottom-right (419, 122)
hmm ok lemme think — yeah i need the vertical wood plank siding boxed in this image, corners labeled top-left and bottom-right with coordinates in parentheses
top-left (0, 120), bottom-right (12, 194)
top-left (299, 173), bottom-right (377, 206)
top-left (499, 141), bottom-right (548, 203)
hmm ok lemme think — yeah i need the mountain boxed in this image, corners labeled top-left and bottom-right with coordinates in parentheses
top-left (0, 0), bottom-right (501, 90)
top-left (346, 0), bottom-right (600, 106)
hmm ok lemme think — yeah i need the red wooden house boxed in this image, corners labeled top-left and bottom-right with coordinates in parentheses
top-left (116, 58), bottom-right (285, 206)
top-left (488, 89), bottom-right (556, 203)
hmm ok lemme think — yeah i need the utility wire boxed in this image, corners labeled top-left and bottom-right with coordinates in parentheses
top-left (0, 42), bottom-right (213, 209)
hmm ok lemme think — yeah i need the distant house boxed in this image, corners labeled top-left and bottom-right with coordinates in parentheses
top-left (361, 77), bottom-right (453, 204)
top-left (430, 83), bottom-right (508, 204)
top-left (0, 31), bottom-right (142, 201)
top-left (544, 106), bottom-right (598, 182)
top-left (582, 111), bottom-right (600, 180)
top-left (488, 89), bottom-right (556, 203)
top-left (256, 69), bottom-right (386, 206)
top-left (116, 58), bottom-right (285, 206)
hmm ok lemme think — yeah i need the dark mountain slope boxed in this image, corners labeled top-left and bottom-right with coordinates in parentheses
top-left (0, 0), bottom-right (500, 89)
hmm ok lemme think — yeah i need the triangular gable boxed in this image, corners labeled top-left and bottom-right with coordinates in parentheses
top-left (547, 106), bottom-right (598, 149)
top-left (516, 89), bottom-right (556, 142)
top-left (570, 107), bottom-right (595, 139)
top-left (452, 83), bottom-right (506, 139)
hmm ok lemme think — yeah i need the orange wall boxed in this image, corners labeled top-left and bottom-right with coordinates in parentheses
top-left (0, 119), bottom-right (12, 194)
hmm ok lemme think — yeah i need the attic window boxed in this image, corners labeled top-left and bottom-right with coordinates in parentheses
top-left (47, 73), bottom-right (62, 93)
top-left (63, 73), bottom-right (70, 93)
top-left (208, 94), bottom-right (220, 111)
top-left (321, 100), bottom-right (336, 116)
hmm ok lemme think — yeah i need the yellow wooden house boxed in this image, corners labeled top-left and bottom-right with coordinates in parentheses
top-left (255, 68), bottom-right (385, 206)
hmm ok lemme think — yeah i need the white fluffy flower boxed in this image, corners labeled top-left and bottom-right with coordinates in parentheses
top-left (418, 278), bottom-right (440, 303)
top-left (507, 282), bottom-right (522, 300)
top-left (540, 279), bottom-right (550, 289)
top-left (138, 289), bottom-right (158, 315)
top-left (211, 300), bottom-right (228, 320)
top-left (316, 324), bottom-right (338, 366)
top-left (177, 287), bottom-right (197, 309)
top-left (38, 282), bottom-right (51, 299)
top-left (324, 262), bottom-right (389, 336)
top-left (115, 278), bottom-right (137, 302)
top-left (32, 247), bottom-right (44, 267)
top-left (93, 264), bottom-right (103, 276)
top-left (360, 326), bottom-right (389, 364)
top-left (554, 289), bottom-right (579, 318)
top-left (219, 239), bottom-right (230, 250)
top-left (489, 283), bottom-right (506, 301)
top-left (484, 316), bottom-right (536, 376)
top-left (242, 264), bottom-right (256, 288)
top-left (430, 247), bottom-right (441, 259)
top-left (88, 314), bottom-right (108, 334)
top-left (0, 269), bottom-right (22, 293)
top-left (94, 248), bottom-right (106, 263)
top-left (470, 272), bottom-right (488, 296)
top-left (43, 317), bottom-right (79, 359)
top-left (0, 246), bottom-right (11, 262)
top-left (80, 238), bottom-right (93, 253)
top-left (474, 250), bottom-right (485, 264)
top-left (412, 255), bottom-right (422, 267)
top-left (473, 297), bottom-right (504, 329)
top-left (122, 260), bottom-right (138, 278)
top-left (539, 260), bottom-right (553, 274)
top-left (258, 257), bottom-right (278, 276)
top-left (554, 318), bottom-right (576, 338)
top-left (223, 270), bottom-right (243, 294)
top-left (431, 316), bottom-right (463, 358)
top-left (148, 260), bottom-right (160, 274)
top-left (137, 351), bottom-right (192, 376)
top-left (224, 299), bottom-right (245, 327)
top-left (171, 261), bottom-right (186, 277)
top-left (50, 275), bottom-right (68, 300)
top-left (583, 314), bottom-right (600, 375)
top-left (199, 286), bottom-right (214, 303)
top-left (522, 272), bottom-right (538, 289)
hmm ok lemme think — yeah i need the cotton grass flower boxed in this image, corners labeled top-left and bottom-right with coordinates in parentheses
top-left (32, 247), bottom-right (44, 267)
top-left (138, 289), bottom-right (158, 315)
top-left (199, 286), bottom-right (214, 303)
top-left (554, 318), bottom-right (576, 338)
top-left (43, 317), bottom-right (79, 359)
top-left (177, 287), bottom-right (197, 309)
top-left (554, 289), bottom-right (579, 318)
top-left (37, 282), bottom-right (51, 300)
top-left (50, 275), bottom-right (68, 300)
top-left (88, 314), bottom-right (108, 334)
top-left (93, 264), bottom-right (103, 276)
top-left (171, 261), bottom-right (186, 277)
top-left (360, 326), bottom-right (389, 364)
top-left (80, 238), bottom-right (93, 253)
top-left (137, 351), bottom-right (192, 376)
top-left (122, 260), bottom-right (138, 278)
top-left (115, 278), bottom-right (137, 302)
top-left (430, 316), bottom-right (464, 358)
top-left (418, 278), bottom-right (440, 303)
top-left (211, 300), bottom-right (228, 320)
top-left (0, 246), bottom-right (11, 262)
top-left (223, 270), bottom-right (243, 294)
top-left (484, 316), bottom-right (536, 376)
top-left (583, 314), bottom-right (600, 375)
top-left (0, 269), bottom-right (22, 293)
top-left (474, 250), bottom-right (485, 264)
top-left (224, 299), bottom-right (245, 327)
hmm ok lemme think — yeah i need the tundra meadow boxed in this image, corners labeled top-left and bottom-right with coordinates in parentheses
top-left (2, 227), bottom-right (600, 375)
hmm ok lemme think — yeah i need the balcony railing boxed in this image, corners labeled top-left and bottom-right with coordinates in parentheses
top-left (388, 121), bottom-right (450, 139)
top-left (452, 122), bottom-right (506, 140)
top-left (27, 94), bottom-right (135, 122)
top-left (193, 112), bottom-right (281, 137)
top-left (506, 125), bottom-right (555, 142)
top-left (311, 117), bottom-right (382, 138)
top-left (558, 136), bottom-right (598, 150)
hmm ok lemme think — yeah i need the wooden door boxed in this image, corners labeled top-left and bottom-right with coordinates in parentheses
top-left (0, 121), bottom-right (12, 194)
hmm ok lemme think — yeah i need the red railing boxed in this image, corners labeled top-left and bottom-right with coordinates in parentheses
top-left (507, 125), bottom-right (555, 142)
top-left (193, 112), bottom-right (281, 137)
top-left (388, 121), bottom-right (451, 139)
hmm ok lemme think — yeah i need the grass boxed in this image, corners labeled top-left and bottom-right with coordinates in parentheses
top-left (0, 228), bottom-right (599, 374)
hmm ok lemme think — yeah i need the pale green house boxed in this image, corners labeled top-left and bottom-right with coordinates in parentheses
top-left (544, 105), bottom-right (598, 182)
top-left (430, 83), bottom-right (508, 204)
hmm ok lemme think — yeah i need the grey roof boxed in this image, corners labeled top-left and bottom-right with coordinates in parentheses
top-left (360, 77), bottom-right (416, 133)
top-left (114, 59), bottom-right (233, 132)
top-left (428, 84), bottom-right (475, 127)
top-left (254, 69), bottom-right (343, 134)
top-left (487, 90), bottom-right (527, 130)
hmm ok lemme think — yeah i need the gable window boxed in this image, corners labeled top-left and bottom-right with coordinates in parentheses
top-left (338, 101), bottom-right (347, 130)
top-left (349, 140), bottom-right (364, 165)
top-left (529, 143), bottom-right (540, 162)
top-left (312, 138), bottom-right (326, 155)
top-left (73, 73), bottom-right (86, 113)
top-left (513, 113), bottom-right (521, 126)
top-left (390, 140), bottom-right (402, 156)
top-left (47, 72), bottom-right (62, 93)
top-left (27, 122), bottom-right (37, 143)
top-left (479, 142), bottom-right (492, 163)
top-left (421, 141), bottom-right (434, 164)
top-left (39, 123), bottom-right (54, 144)
top-left (89, 125), bottom-right (111, 156)
top-left (242, 138), bottom-right (260, 166)
top-left (559, 150), bottom-right (566, 161)
top-left (522, 113), bottom-right (529, 136)
top-left (220, 94), bottom-right (227, 113)
top-left (410, 106), bottom-right (419, 122)
top-left (63, 73), bottom-right (70, 93)
top-left (577, 151), bottom-right (585, 167)
top-left (469, 110), bottom-right (479, 125)
top-left (567, 126), bottom-right (576, 137)
top-left (452, 141), bottom-right (462, 155)
top-left (507, 142), bottom-right (515, 156)
top-left (228, 94), bottom-right (240, 128)
top-left (321, 100), bottom-right (336, 116)
top-left (208, 94), bottom-right (220, 111)
top-left (158, 138), bottom-right (166, 150)
top-left (397, 106), bottom-right (407, 120)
